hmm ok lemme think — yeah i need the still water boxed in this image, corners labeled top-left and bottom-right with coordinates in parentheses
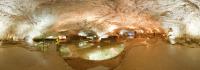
top-left (0, 38), bottom-right (200, 70)
top-left (58, 41), bottom-right (125, 61)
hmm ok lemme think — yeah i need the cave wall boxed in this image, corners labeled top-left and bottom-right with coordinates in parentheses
top-left (0, 0), bottom-right (200, 40)
top-left (102, 0), bottom-right (200, 38)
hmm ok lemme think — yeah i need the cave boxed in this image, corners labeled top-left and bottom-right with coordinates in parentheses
top-left (0, 0), bottom-right (200, 70)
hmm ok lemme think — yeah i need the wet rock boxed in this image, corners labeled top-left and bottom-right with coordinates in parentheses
top-left (78, 30), bottom-right (98, 41)
top-left (119, 29), bottom-right (136, 39)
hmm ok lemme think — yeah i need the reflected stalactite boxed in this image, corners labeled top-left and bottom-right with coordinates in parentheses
top-left (58, 42), bottom-right (125, 61)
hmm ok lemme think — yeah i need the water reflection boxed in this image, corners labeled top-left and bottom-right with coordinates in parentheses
top-left (58, 41), bottom-right (125, 61)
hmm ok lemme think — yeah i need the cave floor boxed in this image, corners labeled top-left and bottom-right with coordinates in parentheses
top-left (0, 38), bottom-right (200, 70)
top-left (115, 38), bottom-right (200, 70)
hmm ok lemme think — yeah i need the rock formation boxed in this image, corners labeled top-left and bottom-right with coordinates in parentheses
top-left (0, 0), bottom-right (200, 42)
